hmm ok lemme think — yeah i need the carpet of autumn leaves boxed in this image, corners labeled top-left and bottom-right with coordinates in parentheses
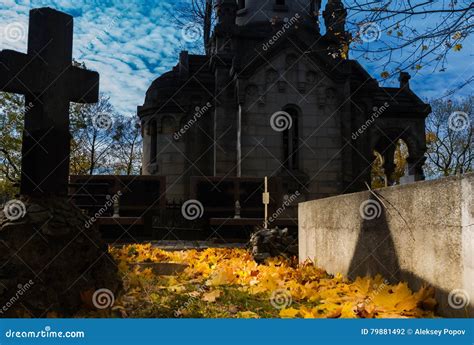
top-left (84, 244), bottom-right (438, 318)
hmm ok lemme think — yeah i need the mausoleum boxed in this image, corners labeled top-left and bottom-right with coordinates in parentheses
top-left (138, 0), bottom-right (431, 207)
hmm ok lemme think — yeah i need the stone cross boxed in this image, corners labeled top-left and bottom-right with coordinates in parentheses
top-left (0, 7), bottom-right (99, 195)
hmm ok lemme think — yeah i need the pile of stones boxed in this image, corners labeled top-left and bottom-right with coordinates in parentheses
top-left (249, 227), bottom-right (298, 263)
top-left (0, 197), bottom-right (122, 317)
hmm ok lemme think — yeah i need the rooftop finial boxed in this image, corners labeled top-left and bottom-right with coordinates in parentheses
top-left (399, 71), bottom-right (411, 89)
top-left (323, 0), bottom-right (347, 36)
top-left (323, 0), bottom-right (350, 58)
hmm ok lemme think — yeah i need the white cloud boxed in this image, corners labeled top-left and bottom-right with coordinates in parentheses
top-left (1, 0), bottom-right (472, 116)
top-left (0, 0), bottom-right (186, 115)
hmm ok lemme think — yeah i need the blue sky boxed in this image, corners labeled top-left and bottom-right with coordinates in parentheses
top-left (0, 0), bottom-right (472, 115)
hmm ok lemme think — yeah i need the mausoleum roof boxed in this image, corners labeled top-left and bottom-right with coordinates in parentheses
top-left (375, 87), bottom-right (430, 115)
top-left (139, 53), bottom-right (213, 115)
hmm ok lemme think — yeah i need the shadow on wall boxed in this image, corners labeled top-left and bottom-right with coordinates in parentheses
top-left (348, 202), bottom-right (401, 282)
top-left (347, 194), bottom-right (472, 318)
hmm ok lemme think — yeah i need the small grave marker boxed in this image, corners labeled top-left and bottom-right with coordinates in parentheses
top-left (262, 176), bottom-right (270, 228)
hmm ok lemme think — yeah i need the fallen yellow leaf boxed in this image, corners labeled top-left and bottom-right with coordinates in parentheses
top-left (279, 308), bottom-right (300, 318)
top-left (237, 311), bottom-right (260, 318)
top-left (201, 289), bottom-right (222, 302)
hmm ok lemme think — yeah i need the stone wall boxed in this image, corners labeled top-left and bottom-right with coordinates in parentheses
top-left (298, 173), bottom-right (474, 317)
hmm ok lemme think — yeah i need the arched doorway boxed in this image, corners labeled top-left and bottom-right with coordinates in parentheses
top-left (371, 139), bottom-right (410, 188)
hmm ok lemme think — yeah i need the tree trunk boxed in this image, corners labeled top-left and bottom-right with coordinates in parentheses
top-left (89, 130), bottom-right (97, 175)
top-left (203, 0), bottom-right (213, 51)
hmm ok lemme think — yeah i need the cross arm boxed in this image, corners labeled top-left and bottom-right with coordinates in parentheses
top-left (68, 66), bottom-right (99, 104)
top-left (0, 49), bottom-right (45, 94)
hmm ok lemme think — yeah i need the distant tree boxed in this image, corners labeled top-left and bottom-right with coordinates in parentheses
top-left (70, 94), bottom-right (116, 175)
top-left (0, 93), bottom-right (22, 197)
top-left (171, 0), bottom-right (215, 52)
top-left (110, 116), bottom-right (142, 175)
top-left (425, 95), bottom-right (473, 177)
top-left (345, 0), bottom-right (474, 94)
top-left (0, 91), bottom-right (143, 198)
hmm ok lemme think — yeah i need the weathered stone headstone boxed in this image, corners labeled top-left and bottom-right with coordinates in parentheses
top-left (0, 7), bottom-right (99, 195)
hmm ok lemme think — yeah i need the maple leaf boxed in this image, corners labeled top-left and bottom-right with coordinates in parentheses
top-left (279, 308), bottom-right (300, 318)
top-left (325, 306), bottom-right (342, 318)
top-left (298, 306), bottom-right (318, 318)
top-left (357, 302), bottom-right (377, 318)
top-left (352, 276), bottom-right (372, 296)
top-left (207, 266), bottom-right (236, 286)
top-left (413, 286), bottom-right (437, 310)
top-left (340, 302), bottom-right (357, 318)
top-left (201, 290), bottom-right (222, 302)
top-left (237, 311), bottom-right (260, 318)
top-left (167, 285), bottom-right (186, 293)
top-left (373, 283), bottom-right (417, 312)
